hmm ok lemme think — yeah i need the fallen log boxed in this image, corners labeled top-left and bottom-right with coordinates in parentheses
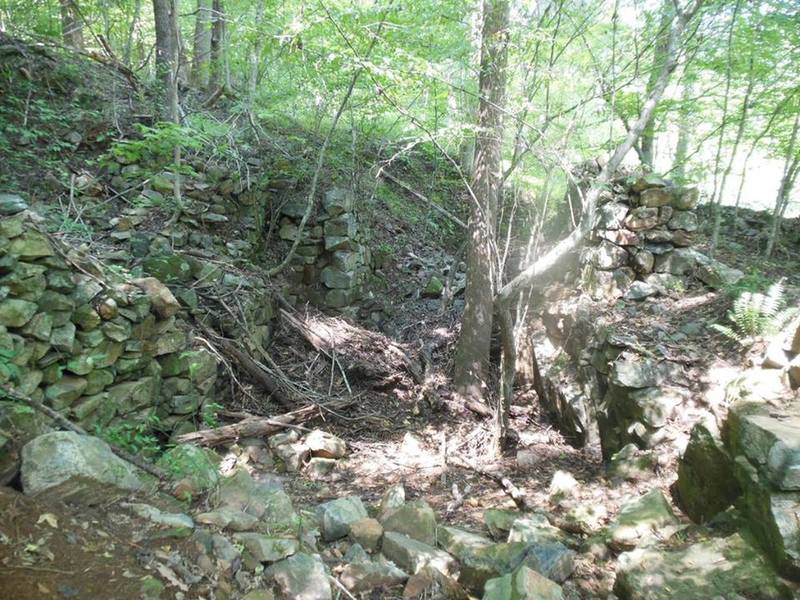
top-left (175, 400), bottom-right (352, 447)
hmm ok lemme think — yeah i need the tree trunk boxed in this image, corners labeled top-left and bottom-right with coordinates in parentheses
top-left (123, 0), bottom-right (142, 67)
top-left (152, 0), bottom-right (172, 82)
top-left (209, 0), bottom-right (225, 90)
top-left (709, 0), bottom-right (743, 254)
top-left (60, 0), bottom-right (83, 49)
top-left (673, 73), bottom-right (694, 181)
top-left (639, 0), bottom-right (673, 169)
top-left (191, 0), bottom-right (212, 87)
top-left (765, 113), bottom-right (800, 258)
top-left (454, 0), bottom-right (510, 413)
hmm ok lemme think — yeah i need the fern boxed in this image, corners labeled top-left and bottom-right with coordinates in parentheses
top-left (712, 279), bottom-right (798, 346)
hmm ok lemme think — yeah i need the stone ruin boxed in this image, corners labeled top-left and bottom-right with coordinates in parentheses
top-left (580, 171), bottom-right (740, 301)
top-left (0, 196), bottom-right (220, 483)
top-left (278, 188), bottom-right (372, 310)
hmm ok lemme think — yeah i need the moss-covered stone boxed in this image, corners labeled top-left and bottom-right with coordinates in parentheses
top-left (45, 376), bottom-right (88, 410)
top-left (9, 231), bottom-right (53, 258)
top-left (0, 298), bottom-right (37, 327)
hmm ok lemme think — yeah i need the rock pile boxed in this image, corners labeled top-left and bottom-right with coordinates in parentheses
top-left (580, 172), bottom-right (742, 300)
top-left (676, 365), bottom-right (800, 580)
top-left (0, 198), bottom-right (219, 483)
top-left (279, 188), bottom-right (371, 310)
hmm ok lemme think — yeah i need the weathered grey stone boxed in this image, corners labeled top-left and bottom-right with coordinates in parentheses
top-left (50, 322), bottom-right (76, 352)
top-left (639, 188), bottom-right (673, 208)
top-left (694, 252), bottom-right (744, 288)
top-left (507, 514), bottom-right (566, 546)
top-left (607, 444), bottom-right (656, 482)
top-left (45, 376), bottom-right (87, 409)
top-left (630, 174), bottom-right (668, 193)
top-left (625, 207), bottom-right (659, 230)
top-left (320, 267), bottom-right (355, 289)
top-left (588, 240), bottom-right (629, 270)
top-left (323, 214), bottom-right (356, 238)
top-left (422, 276), bottom-right (444, 298)
top-left (595, 202), bottom-right (630, 229)
top-left (582, 265), bottom-right (635, 301)
top-left (322, 188), bottom-right (354, 217)
top-left (21, 431), bottom-right (147, 500)
top-left (667, 210), bottom-right (698, 232)
top-left (316, 496), bottom-right (368, 541)
top-left (122, 502), bottom-right (194, 529)
top-left (234, 533), bottom-right (298, 563)
top-left (654, 247), bottom-right (698, 276)
top-left (9, 231), bottom-right (53, 258)
top-left (22, 312), bottom-right (52, 341)
top-left (132, 277), bottom-right (180, 319)
top-left (381, 531), bottom-right (457, 576)
top-left (382, 499), bottom-right (437, 546)
top-left (614, 533), bottom-right (792, 599)
top-left (606, 489), bottom-right (679, 550)
top-left (624, 281), bottom-right (658, 301)
top-left (304, 429), bottom-right (346, 459)
top-left (675, 421), bottom-right (740, 523)
top-left (0, 193), bottom-right (28, 215)
top-left (437, 526), bottom-right (493, 559)
top-left (266, 553), bottom-right (331, 600)
top-left (404, 566), bottom-right (467, 600)
top-left (349, 517), bottom-right (383, 552)
top-left (340, 560), bottom-right (408, 592)
top-left (609, 353), bottom-right (674, 389)
top-left (0, 299), bottom-right (37, 327)
top-left (631, 249), bottom-right (654, 275)
top-left (141, 255), bottom-right (193, 283)
top-left (459, 541), bottom-right (575, 592)
top-left (379, 484), bottom-right (405, 520)
top-left (484, 510), bottom-right (520, 540)
top-left (672, 186), bottom-right (699, 210)
top-left (483, 565), bottom-right (564, 600)
top-left (214, 470), bottom-right (299, 532)
top-left (195, 509), bottom-right (259, 531)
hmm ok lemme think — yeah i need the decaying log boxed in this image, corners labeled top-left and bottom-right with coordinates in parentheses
top-left (1, 385), bottom-right (168, 480)
top-left (278, 302), bottom-right (424, 386)
top-left (175, 400), bottom-right (352, 447)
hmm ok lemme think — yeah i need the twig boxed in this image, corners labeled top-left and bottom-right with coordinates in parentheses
top-left (330, 576), bottom-right (358, 600)
top-left (448, 454), bottom-right (534, 512)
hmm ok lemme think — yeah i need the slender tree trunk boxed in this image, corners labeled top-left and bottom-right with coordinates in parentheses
top-left (209, 0), bottom-right (225, 90)
top-left (640, 0), bottom-right (673, 169)
top-left (709, 0), bottom-right (743, 254)
top-left (168, 0), bottom-right (182, 215)
top-left (123, 0), bottom-right (142, 67)
top-left (191, 0), bottom-right (212, 88)
top-left (766, 113), bottom-right (800, 258)
top-left (710, 54), bottom-right (754, 249)
top-left (454, 0), bottom-right (510, 417)
top-left (60, 0), bottom-right (83, 49)
top-left (152, 0), bottom-right (172, 83)
top-left (673, 73), bottom-right (694, 180)
top-left (248, 1), bottom-right (265, 100)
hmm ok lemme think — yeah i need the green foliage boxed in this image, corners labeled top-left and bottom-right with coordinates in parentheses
top-left (201, 402), bottom-right (224, 429)
top-left (711, 279), bottom-right (798, 346)
top-left (102, 122), bottom-right (202, 171)
top-left (94, 413), bottom-right (162, 457)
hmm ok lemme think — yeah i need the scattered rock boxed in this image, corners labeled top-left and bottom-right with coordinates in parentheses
top-left (403, 566), bottom-right (468, 600)
top-left (614, 533), bottom-right (792, 599)
top-left (234, 533), bottom-right (299, 563)
top-left (606, 489), bottom-right (680, 550)
top-left (266, 553), bottom-right (331, 600)
top-left (483, 565), bottom-right (564, 600)
top-left (316, 496), bottom-right (368, 541)
top-left (304, 430), bottom-right (346, 459)
top-left (381, 531), bottom-right (457, 576)
top-left (382, 499), bottom-right (437, 546)
top-left (349, 517), bottom-right (383, 552)
top-left (340, 560), bottom-right (408, 593)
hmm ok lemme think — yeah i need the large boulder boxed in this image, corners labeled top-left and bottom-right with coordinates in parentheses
top-left (21, 431), bottom-right (148, 501)
top-left (674, 421), bottom-right (740, 522)
top-left (614, 533), bottom-right (792, 599)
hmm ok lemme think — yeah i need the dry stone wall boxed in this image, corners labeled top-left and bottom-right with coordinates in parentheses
top-left (278, 189), bottom-right (371, 310)
top-left (0, 196), bottom-right (219, 483)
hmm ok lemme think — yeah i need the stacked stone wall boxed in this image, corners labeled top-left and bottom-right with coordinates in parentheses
top-left (278, 188), bottom-right (371, 309)
top-left (0, 197), bottom-right (219, 482)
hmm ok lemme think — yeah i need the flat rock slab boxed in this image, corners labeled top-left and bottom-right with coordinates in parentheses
top-left (726, 400), bottom-right (800, 491)
top-left (614, 533), bottom-right (793, 599)
top-left (382, 499), bottom-right (437, 546)
top-left (339, 560), bottom-right (408, 592)
top-left (381, 531), bottom-right (456, 576)
top-left (234, 533), bottom-right (298, 563)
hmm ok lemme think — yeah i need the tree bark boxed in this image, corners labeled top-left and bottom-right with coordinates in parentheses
top-left (152, 0), bottom-right (172, 81)
top-left (60, 0), bottom-right (84, 49)
top-left (673, 73), bottom-right (694, 181)
top-left (191, 0), bottom-right (212, 88)
top-left (766, 113), bottom-right (800, 258)
top-left (454, 0), bottom-right (510, 411)
top-left (639, 0), bottom-right (673, 169)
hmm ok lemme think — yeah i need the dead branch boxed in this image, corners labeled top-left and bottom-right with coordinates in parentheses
top-left (448, 454), bottom-right (534, 512)
top-left (0, 385), bottom-right (167, 481)
top-left (175, 400), bottom-right (352, 446)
